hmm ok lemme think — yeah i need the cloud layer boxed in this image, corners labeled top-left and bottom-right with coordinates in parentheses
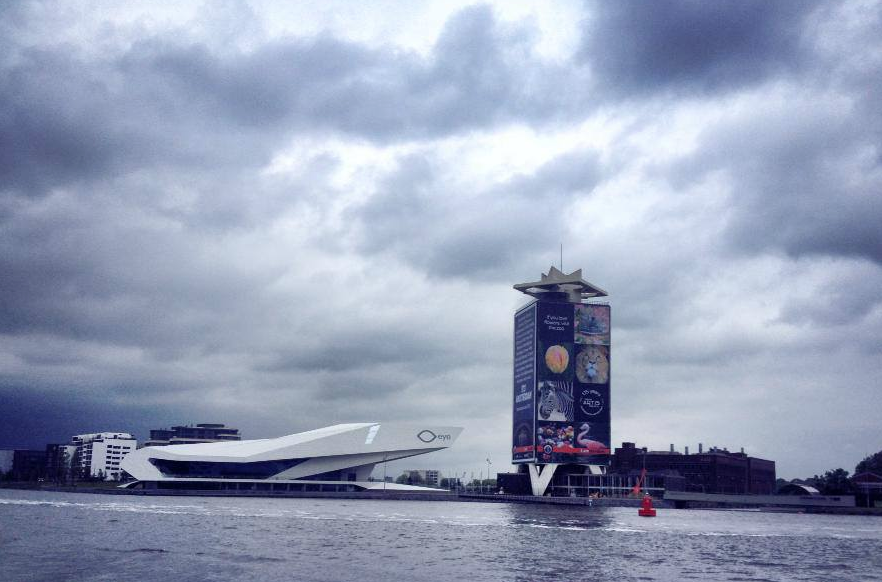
top-left (1, 0), bottom-right (881, 478)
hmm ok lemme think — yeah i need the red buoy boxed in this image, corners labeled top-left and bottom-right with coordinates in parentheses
top-left (638, 493), bottom-right (657, 517)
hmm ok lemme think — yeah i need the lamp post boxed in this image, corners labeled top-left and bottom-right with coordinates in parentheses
top-left (486, 458), bottom-right (492, 494)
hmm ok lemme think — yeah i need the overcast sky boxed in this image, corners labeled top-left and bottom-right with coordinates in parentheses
top-left (2, 0), bottom-right (881, 480)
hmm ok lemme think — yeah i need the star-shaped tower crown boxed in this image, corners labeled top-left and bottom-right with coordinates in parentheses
top-left (513, 266), bottom-right (608, 303)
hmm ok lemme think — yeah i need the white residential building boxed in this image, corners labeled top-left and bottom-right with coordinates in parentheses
top-left (71, 432), bottom-right (137, 481)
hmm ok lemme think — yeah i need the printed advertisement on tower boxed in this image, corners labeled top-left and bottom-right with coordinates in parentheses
top-left (514, 301), bottom-right (611, 465)
top-left (512, 302), bottom-right (537, 462)
top-left (571, 303), bottom-right (611, 464)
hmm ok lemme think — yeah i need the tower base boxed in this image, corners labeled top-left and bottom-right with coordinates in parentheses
top-left (527, 463), bottom-right (559, 496)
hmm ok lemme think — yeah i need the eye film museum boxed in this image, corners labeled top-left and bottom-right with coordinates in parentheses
top-left (121, 423), bottom-right (462, 492)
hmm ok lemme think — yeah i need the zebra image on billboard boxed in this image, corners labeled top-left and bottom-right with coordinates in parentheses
top-left (512, 300), bottom-right (610, 464)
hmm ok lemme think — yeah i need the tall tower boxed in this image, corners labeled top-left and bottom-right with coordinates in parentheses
top-left (512, 267), bottom-right (611, 496)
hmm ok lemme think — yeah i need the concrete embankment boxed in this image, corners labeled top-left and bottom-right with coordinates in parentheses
top-left (2, 483), bottom-right (659, 506)
top-left (8, 484), bottom-right (876, 513)
top-left (458, 493), bottom-right (671, 508)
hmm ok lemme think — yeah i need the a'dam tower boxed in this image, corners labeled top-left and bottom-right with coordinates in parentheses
top-left (512, 267), bottom-right (611, 496)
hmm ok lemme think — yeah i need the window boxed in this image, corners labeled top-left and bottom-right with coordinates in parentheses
top-left (149, 457), bottom-right (308, 479)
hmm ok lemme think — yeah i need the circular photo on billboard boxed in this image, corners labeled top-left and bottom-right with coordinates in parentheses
top-left (544, 344), bottom-right (570, 374)
top-left (579, 388), bottom-right (604, 416)
top-left (575, 345), bottom-right (609, 384)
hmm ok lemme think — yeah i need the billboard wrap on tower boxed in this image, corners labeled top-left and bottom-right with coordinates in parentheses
top-left (512, 303), bottom-right (537, 462)
top-left (512, 301), bottom-right (611, 464)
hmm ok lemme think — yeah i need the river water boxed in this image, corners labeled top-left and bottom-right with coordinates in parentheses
top-left (1, 489), bottom-right (880, 581)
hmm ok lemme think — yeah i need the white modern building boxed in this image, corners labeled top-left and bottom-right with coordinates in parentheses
top-left (72, 432), bottom-right (137, 481)
top-left (120, 423), bottom-right (462, 492)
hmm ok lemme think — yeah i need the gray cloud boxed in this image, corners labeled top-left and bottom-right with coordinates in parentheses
top-left (1, 1), bottom-right (881, 479)
top-left (670, 91), bottom-right (882, 267)
top-left (0, 386), bottom-right (179, 448)
top-left (352, 148), bottom-right (603, 278)
top-left (777, 261), bottom-right (882, 328)
top-left (581, 0), bottom-right (821, 95)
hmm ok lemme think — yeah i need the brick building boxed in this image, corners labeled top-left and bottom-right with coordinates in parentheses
top-left (612, 442), bottom-right (775, 495)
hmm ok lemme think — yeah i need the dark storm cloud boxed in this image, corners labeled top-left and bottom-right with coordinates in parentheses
top-left (352, 148), bottom-right (603, 278)
top-left (0, 44), bottom-right (274, 197)
top-left (581, 0), bottom-right (821, 95)
top-left (256, 326), bottom-right (453, 374)
top-left (1, 1), bottom-right (880, 478)
top-left (0, 386), bottom-right (172, 447)
top-left (0, 191), bottom-right (270, 347)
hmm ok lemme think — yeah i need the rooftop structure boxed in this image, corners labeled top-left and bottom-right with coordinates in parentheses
top-left (146, 423), bottom-right (241, 446)
top-left (514, 266), bottom-right (608, 303)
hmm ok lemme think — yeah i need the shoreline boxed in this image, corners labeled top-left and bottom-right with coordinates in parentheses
top-left (3, 483), bottom-right (880, 514)
top-left (0, 483), bottom-right (644, 506)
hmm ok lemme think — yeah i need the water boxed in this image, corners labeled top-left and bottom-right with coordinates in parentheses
top-left (1, 490), bottom-right (880, 581)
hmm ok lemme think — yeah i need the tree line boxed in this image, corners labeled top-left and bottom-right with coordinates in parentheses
top-left (779, 450), bottom-right (881, 502)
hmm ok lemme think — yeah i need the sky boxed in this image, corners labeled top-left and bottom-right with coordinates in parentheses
top-left (1, 0), bottom-right (881, 481)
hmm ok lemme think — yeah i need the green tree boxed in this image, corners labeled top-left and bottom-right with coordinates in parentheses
top-left (69, 462), bottom-right (85, 484)
top-left (855, 451), bottom-right (882, 475)
top-left (440, 477), bottom-right (461, 489)
top-left (395, 471), bottom-right (425, 485)
top-left (813, 468), bottom-right (855, 495)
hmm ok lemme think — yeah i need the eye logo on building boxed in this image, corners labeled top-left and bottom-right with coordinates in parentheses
top-left (417, 430), bottom-right (452, 443)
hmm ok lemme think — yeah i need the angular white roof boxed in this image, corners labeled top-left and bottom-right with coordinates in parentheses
top-left (159, 423), bottom-right (376, 457)
top-left (121, 422), bottom-right (462, 483)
